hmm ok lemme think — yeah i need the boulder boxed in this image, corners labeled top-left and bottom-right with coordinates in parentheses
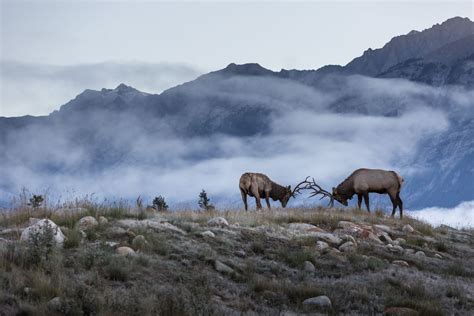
top-left (303, 261), bottom-right (316, 272)
top-left (201, 230), bottom-right (215, 238)
top-left (374, 224), bottom-right (392, 233)
top-left (207, 217), bottom-right (229, 228)
top-left (214, 260), bottom-right (233, 274)
top-left (337, 221), bottom-right (363, 235)
top-left (312, 232), bottom-right (342, 246)
top-left (316, 241), bottom-right (329, 251)
top-left (415, 251), bottom-right (426, 257)
top-left (98, 216), bottom-right (108, 225)
top-left (288, 223), bottom-right (317, 231)
top-left (47, 297), bottom-right (62, 311)
top-left (388, 245), bottom-right (404, 254)
top-left (20, 219), bottom-right (65, 246)
top-left (434, 253), bottom-right (443, 259)
top-left (339, 241), bottom-right (356, 252)
top-left (395, 238), bottom-right (406, 245)
top-left (392, 260), bottom-right (409, 267)
top-left (105, 226), bottom-right (128, 238)
top-left (303, 295), bottom-right (332, 310)
top-left (116, 246), bottom-right (136, 256)
top-left (76, 216), bottom-right (98, 231)
top-left (234, 250), bottom-right (246, 258)
top-left (378, 232), bottom-right (393, 243)
top-left (402, 224), bottom-right (414, 233)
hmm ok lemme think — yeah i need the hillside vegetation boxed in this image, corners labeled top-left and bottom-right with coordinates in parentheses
top-left (0, 201), bottom-right (473, 315)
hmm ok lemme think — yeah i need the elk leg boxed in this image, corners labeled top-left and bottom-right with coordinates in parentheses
top-left (240, 189), bottom-right (248, 211)
top-left (363, 193), bottom-right (370, 213)
top-left (357, 194), bottom-right (363, 209)
top-left (250, 186), bottom-right (262, 210)
top-left (264, 191), bottom-right (271, 210)
top-left (397, 192), bottom-right (403, 219)
top-left (389, 193), bottom-right (397, 217)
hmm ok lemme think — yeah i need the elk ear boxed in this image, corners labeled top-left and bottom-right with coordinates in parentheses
top-left (287, 185), bottom-right (291, 190)
top-left (332, 187), bottom-right (336, 194)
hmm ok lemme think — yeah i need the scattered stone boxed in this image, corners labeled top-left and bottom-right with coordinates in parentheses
top-left (374, 224), bottom-right (391, 233)
top-left (98, 216), bottom-right (108, 225)
top-left (118, 219), bottom-right (186, 235)
top-left (116, 246), bottom-right (136, 256)
top-left (339, 241), bottom-right (356, 252)
top-left (20, 219), bottom-right (65, 246)
top-left (105, 226), bottom-right (128, 238)
top-left (395, 238), bottom-right (406, 245)
top-left (434, 253), bottom-right (442, 259)
top-left (302, 295), bottom-right (332, 310)
top-left (288, 223), bottom-right (317, 231)
top-left (337, 221), bottom-right (363, 235)
top-left (303, 261), bottom-right (316, 272)
top-left (388, 245), bottom-right (404, 254)
top-left (76, 216), bottom-right (98, 231)
top-left (312, 232), bottom-right (342, 245)
top-left (206, 217), bottom-right (228, 228)
top-left (234, 250), bottom-right (246, 258)
top-left (392, 260), bottom-right (409, 267)
top-left (384, 307), bottom-right (419, 316)
top-left (47, 297), bottom-right (62, 311)
top-left (105, 241), bottom-right (119, 248)
top-left (341, 234), bottom-right (357, 245)
top-left (201, 230), bottom-right (215, 238)
top-left (405, 249), bottom-right (415, 255)
top-left (362, 230), bottom-right (384, 244)
top-left (402, 224), bottom-right (414, 233)
top-left (132, 235), bottom-right (148, 250)
top-left (214, 260), bottom-right (233, 274)
top-left (316, 241), bottom-right (329, 251)
top-left (415, 251), bottom-right (426, 257)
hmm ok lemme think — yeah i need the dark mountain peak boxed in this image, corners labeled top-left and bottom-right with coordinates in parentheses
top-left (114, 83), bottom-right (139, 94)
top-left (221, 63), bottom-right (275, 76)
top-left (344, 16), bottom-right (474, 76)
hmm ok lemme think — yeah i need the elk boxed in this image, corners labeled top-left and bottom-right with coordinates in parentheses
top-left (239, 173), bottom-right (308, 211)
top-left (331, 168), bottom-right (404, 218)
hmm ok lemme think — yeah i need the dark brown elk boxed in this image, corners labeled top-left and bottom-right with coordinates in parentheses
top-left (331, 168), bottom-right (404, 218)
top-left (239, 173), bottom-right (307, 210)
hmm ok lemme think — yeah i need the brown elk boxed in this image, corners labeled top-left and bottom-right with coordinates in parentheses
top-left (239, 173), bottom-right (308, 210)
top-left (331, 168), bottom-right (404, 218)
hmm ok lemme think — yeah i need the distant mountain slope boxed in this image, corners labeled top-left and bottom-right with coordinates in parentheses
top-left (343, 17), bottom-right (474, 76)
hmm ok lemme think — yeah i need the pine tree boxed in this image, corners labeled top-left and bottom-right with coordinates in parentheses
top-left (152, 195), bottom-right (169, 211)
top-left (198, 189), bottom-right (214, 211)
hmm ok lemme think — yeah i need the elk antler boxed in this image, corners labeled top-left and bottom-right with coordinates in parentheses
top-left (305, 178), bottom-right (335, 207)
top-left (292, 176), bottom-right (312, 197)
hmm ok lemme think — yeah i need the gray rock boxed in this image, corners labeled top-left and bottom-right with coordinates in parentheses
top-left (388, 245), bottom-right (404, 254)
top-left (392, 260), bottom-right (409, 267)
top-left (214, 260), bottom-right (234, 274)
top-left (234, 250), bottom-right (246, 258)
top-left (415, 251), bottom-right (426, 257)
top-left (312, 232), bottom-right (342, 245)
top-left (303, 261), bottom-right (316, 272)
top-left (20, 219), bottom-right (65, 246)
top-left (316, 241), bottom-right (329, 251)
top-left (47, 297), bottom-right (62, 311)
top-left (76, 216), bottom-right (98, 231)
top-left (303, 295), bottom-right (332, 310)
top-left (288, 223), bottom-right (317, 231)
top-left (116, 246), bottom-right (136, 256)
top-left (434, 253), bottom-right (443, 259)
top-left (98, 216), bottom-right (108, 225)
top-left (105, 226), bottom-right (128, 238)
top-left (207, 217), bottom-right (229, 227)
top-left (395, 238), bottom-right (406, 245)
top-left (201, 230), bottom-right (215, 238)
top-left (339, 241), bottom-right (357, 252)
top-left (402, 224), bottom-right (414, 233)
top-left (374, 224), bottom-right (392, 233)
top-left (379, 232), bottom-right (393, 243)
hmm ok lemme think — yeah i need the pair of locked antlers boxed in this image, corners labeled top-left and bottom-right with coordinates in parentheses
top-left (291, 176), bottom-right (334, 207)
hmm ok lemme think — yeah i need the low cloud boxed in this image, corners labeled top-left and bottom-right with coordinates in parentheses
top-left (408, 201), bottom-right (474, 228)
top-left (0, 61), bottom-right (202, 116)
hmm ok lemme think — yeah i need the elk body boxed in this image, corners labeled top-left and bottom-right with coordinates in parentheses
top-left (332, 168), bottom-right (404, 218)
top-left (239, 173), bottom-right (293, 210)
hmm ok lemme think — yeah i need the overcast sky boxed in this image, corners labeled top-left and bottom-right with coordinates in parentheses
top-left (1, 0), bottom-right (472, 116)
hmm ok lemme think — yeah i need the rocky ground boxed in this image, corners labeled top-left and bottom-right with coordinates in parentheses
top-left (0, 204), bottom-right (473, 315)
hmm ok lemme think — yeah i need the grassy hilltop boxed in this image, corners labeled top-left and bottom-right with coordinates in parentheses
top-left (0, 201), bottom-right (473, 315)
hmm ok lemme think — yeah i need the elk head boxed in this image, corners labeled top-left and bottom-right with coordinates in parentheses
top-left (280, 185), bottom-right (293, 208)
top-left (332, 187), bottom-right (348, 206)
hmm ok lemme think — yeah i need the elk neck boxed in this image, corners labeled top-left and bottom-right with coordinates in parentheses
top-left (270, 181), bottom-right (287, 201)
top-left (338, 177), bottom-right (356, 198)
